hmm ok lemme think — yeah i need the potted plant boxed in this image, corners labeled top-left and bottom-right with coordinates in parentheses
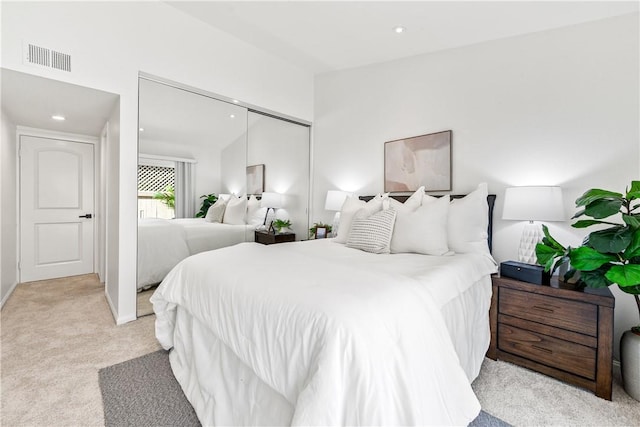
top-left (153, 185), bottom-right (175, 209)
top-left (195, 193), bottom-right (218, 218)
top-left (272, 219), bottom-right (292, 234)
top-left (535, 181), bottom-right (640, 400)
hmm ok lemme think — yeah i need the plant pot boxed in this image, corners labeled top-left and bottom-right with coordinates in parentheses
top-left (621, 329), bottom-right (640, 401)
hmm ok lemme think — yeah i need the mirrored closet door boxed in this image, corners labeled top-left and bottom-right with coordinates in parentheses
top-left (136, 76), bottom-right (310, 318)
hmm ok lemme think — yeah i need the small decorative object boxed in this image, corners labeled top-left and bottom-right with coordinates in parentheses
top-left (384, 130), bottom-right (451, 192)
top-left (246, 164), bottom-right (265, 195)
top-left (503, 186), bottom-right (565, 264)
top-left (324, 190), bottom-right (351, 235)
top-left (309, 222), bottom-right (332, 239)
top-left (195, 193), bottom-right (218, 218)
top-left (535, 181), bottom-right (640, 401)
top-left (272, 219), bottom-right (292, 234)
top-left (315, 227), bottom-right (327, 239)
top-left (500, 260), bottom-right (550, 285)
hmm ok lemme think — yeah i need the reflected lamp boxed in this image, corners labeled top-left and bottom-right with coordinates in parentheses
top-left (325, 190), bottom-right (350, 236)
top-left (503, 186), bottom-right (565, 264)
top-left (260, 192), bottom-right (283, 230)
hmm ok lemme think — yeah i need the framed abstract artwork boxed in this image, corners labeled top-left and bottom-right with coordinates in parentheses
top-left (246, 164), bottom-right (265, 195)
top-left (384, 130), bottom-right (451, 192)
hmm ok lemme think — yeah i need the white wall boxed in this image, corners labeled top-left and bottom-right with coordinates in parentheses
top-left (313, 14), bottom-right (639, 358)
top-left (0, 110), bottom-right (18, 307)
top-left (1, 1), bottom-right (313, 323)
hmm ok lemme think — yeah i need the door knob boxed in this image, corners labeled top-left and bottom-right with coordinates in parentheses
top-left (79, 214), bottom-right (93, 219)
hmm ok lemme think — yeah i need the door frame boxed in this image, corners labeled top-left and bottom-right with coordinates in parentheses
top-left (16, 126), bottom-right (100, 283)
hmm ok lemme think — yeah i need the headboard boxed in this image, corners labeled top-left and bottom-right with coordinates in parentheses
top-left (359, 194), bottom-right (497, 252)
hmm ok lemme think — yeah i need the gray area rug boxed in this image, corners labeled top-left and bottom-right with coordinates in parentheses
top-left (99, 350), bottom-right (511, 426)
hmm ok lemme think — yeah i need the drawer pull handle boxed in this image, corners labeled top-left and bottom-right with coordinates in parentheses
top-left (532, 345), bottom-right (553, 354)
top-left (532, 305), bottom-right (554, 313)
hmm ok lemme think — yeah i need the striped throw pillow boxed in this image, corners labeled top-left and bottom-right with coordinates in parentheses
top-left (346, 209), bottom-right (397, 254)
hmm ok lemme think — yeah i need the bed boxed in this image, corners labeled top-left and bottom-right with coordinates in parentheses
top-left (151, 184), bottom-right (498, 425)
top-left (137, 218), bottom-right (254, 289)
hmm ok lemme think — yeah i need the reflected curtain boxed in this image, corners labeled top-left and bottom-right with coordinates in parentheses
top-left (174, 161), bottom-right (195, 218)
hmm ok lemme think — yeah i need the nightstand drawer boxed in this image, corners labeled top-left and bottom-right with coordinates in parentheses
top-left (499, 288), bottom-right (597, 336)
top-left (498, 324), bottom-right (596, 380)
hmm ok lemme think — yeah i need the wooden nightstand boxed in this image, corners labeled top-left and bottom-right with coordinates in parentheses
top-left (488, 275), bottom-right (614, 400)
top-left (254, 230), bottom-right (295, 245)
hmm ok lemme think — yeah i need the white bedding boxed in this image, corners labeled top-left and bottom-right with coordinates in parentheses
top-left (137, 218), bottom-right (254, 289)
top-left (152, 239), bottom-right (498, 425)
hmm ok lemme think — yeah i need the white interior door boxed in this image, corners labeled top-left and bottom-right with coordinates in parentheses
top-left (20, 135), bottom-right (95, 282)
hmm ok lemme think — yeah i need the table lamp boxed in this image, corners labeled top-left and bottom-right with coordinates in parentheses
top-left (503, 186), bottom-right (565, 264)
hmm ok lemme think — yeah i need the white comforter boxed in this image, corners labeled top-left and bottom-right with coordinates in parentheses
top-left (152, 239), bottom-right (497, 426)
top-left (137, 218), bottom-right (253, 289)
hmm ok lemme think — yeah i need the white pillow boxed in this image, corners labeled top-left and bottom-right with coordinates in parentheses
top-left (335, 194), bottom-right (384, 243)
top-left (391, 195), bottom-right (450, 255)
top-left (247, 195), bottom-right (266, 227)
top-left (387, 186), bottom-right (424, 213)
top-left (204, 198), bottom-right (227, 223)
top-left (346, 209), bottom-right (397, 254)
top-left (447, 183), bottom-right (490, 254)
top-left (223, 195), bottom-right (247, 225)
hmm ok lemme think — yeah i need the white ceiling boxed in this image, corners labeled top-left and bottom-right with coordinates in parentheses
top-left (138, 78), bottom-right (247, 150)
top-left (168, 1), bottom-right (639, 74)
top-left (1, 68), bottom-right (119, 136)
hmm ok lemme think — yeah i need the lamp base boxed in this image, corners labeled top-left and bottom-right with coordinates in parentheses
top-left (331, 212), bottom-right (341, 237)
top-left (518, 222), bottom-right (543, 264)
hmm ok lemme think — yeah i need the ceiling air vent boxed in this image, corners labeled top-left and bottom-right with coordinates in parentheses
top-left (24, 43), bottom-right (71, 72)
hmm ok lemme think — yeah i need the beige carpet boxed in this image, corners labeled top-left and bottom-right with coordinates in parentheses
top-left (0, 274), bottom-right (161, 426)
top-left (1, 273), bottom-right (638, 426)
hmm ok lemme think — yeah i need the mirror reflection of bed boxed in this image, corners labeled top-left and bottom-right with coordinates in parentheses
top-left (136, 76), bottom-right (310, 318)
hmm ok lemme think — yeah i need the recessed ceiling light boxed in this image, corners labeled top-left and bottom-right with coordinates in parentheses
top-left (51, 115), bottom-right (66, 121)
top-left (232, 99), bottom-right (239, 104)
top-left (230, 114), bottom-right (235, 119)
top-left (139, 127), bottom-right (144, 132)
top-left (393, 26), bottom-right (406, 34)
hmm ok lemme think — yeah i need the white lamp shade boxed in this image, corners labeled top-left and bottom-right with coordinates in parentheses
top-left (324, 190), bottom-right (350, 211)
top-left (260, 192), bottom-right (283, 209)
top-left (503, 186), bottom-right (565, 222)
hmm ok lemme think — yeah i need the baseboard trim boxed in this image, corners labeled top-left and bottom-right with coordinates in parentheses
top-left (104, 287), bottom-right (136, 325)
top-left (0, 281), bottom-right (19, 309)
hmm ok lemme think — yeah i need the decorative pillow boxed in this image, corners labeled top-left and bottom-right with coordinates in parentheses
top-left (447, 183), bottom-right (490, 254)
top-left (346, 209), bottom-right (397, 254)
top-left (223, 195), bottom-right (247, 225)
top-left (387, 186), bottom-right (424, 213)
top-left (246, 195), bottom-right (266, 227)
top-left (390, 195), bottom-right (450, 255)
top-left (335, 194), bottom-right (384, 243)
top-left (204, 198), bottom-right (227, 223)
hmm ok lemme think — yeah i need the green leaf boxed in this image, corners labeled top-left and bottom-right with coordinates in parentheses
top-left (588, 226), bottom-right (633, 254)
top-left (581, 267), bottom-right (613, 288)
top-left (536, 243), bottom-right (561, 272)
top-left (541, 225), bottom-right (565, 251)
top-left (624, 230), bottom-right (640, 260)
top-left (576, 189), bottom-right (623, 207)
top-left (569, 246), bottom-right (617, 271)
top-left (605, 264), bottom-right (640, 287)
top-left (626, 181), bottom-right (640, 201)
top-left (572, 219), bottom-right (619, 229)
top-left (622, 214), bottom-right (640, 229)
top-left (584, 198), bottom-right (623, 219)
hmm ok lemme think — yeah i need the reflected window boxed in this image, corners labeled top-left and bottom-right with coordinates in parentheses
top-left (137, 162), bottom-right (175, 219)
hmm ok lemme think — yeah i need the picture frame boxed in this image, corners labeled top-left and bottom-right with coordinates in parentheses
top-left (246, 164), bottom-right (265, 195)
top-left (315, 227), bottom-right (327, 239)
top-left (384, 130), bottom-right (452, 192)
